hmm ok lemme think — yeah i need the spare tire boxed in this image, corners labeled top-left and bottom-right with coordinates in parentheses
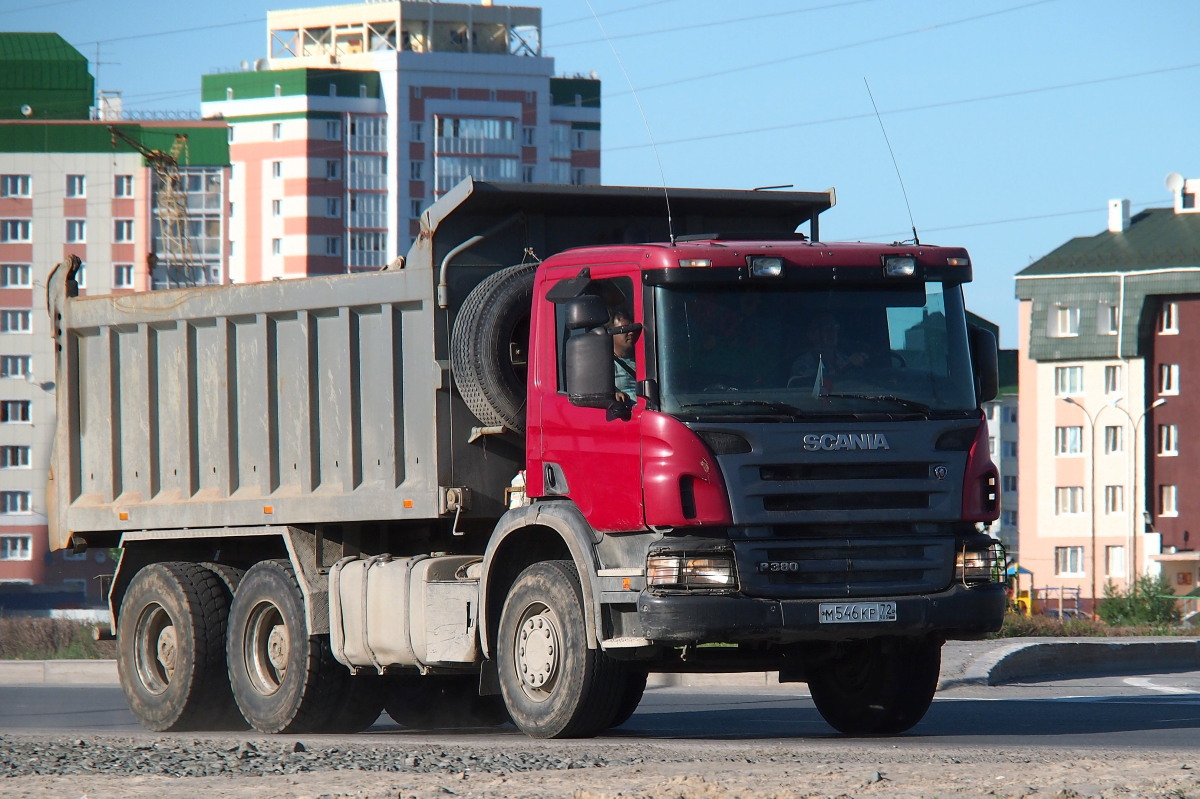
top-left (451, 263), bottom-right (537, 434)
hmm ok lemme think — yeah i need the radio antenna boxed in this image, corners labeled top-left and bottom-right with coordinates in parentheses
top-left (864, 78), bottom-right (919, 246)
top-left (584, 0), bottom-right (675, 244)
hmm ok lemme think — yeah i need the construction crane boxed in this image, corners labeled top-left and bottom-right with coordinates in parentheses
top-left (109, 126), bottom-right (196, 288)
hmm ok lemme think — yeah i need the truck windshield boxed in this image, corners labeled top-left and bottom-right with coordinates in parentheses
top-left (653, 281), bottom-right (978, 419)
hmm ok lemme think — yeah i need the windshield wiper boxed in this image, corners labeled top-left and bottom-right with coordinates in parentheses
top-left (815, 393), bottom-right (933, 415)
top-left (681, 400), bottom-right (802, 415)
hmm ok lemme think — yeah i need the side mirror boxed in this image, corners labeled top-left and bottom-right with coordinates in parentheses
top-left (968, 324), bottom-right (998, 404)
top-left (562, 296), bottom-right (618, 409)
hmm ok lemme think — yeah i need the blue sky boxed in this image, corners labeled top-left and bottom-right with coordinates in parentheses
top-left (6, 0), bottom-right (1197, 348)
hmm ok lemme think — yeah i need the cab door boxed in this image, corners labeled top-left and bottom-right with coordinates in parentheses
top-left (532, 267), bottom-right (645, 532)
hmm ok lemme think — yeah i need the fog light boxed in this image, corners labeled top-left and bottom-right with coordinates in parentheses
top-left (956, 541), bottom-right (1005, 585)
top-left (647, 551), bottom-right (737, 590)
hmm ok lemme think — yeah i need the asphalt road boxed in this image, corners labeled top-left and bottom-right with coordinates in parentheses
top-left (4, 673), bottom-right (1199, 749)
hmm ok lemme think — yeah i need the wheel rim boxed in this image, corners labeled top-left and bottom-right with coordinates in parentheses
top-left (513, 601), bottom-right (562, 700)
top-left (243, 599), bottom-right (288, 696)
top-left (133, 603), bottom-right (175, 695)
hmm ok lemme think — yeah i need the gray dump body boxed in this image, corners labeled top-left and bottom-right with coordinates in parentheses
top-left (47, 178), bottom-right (831, 552)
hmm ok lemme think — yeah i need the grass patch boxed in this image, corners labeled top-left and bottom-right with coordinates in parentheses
top-left (0, 617), bottom-right (116, 660)
top-left (990, 611), bottom-right (1195, 639)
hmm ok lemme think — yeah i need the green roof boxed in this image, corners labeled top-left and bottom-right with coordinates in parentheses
top-left (0, 33), bottom-right (93, 120)
top-left (201, 69), bottom-right (382, 103)
top-left (1016, 207), bottom-right (1200, 277)
top-left (0, 122), bottom-right (229, 166)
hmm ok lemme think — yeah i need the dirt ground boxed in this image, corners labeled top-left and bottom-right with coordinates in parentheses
top-left (6, 744), bottom-right (1199, 799)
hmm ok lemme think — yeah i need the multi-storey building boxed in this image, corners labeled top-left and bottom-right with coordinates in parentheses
top-left (200, 0), bottom-right (601, 281)
top-left (0, 33), bottom-right (231, 606)
top-left (1015, 178), bottom-right (1200, 613)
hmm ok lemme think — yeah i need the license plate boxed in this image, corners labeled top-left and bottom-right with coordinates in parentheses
top-left (818, 601), bottom-right (897, 624)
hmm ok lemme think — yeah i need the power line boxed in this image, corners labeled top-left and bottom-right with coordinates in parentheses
top-left (605, 61), bottom-right (1200, 152)
top-left (604, 0), bottom-right (1062, 99)
top-left (546, 0), bottom-right (684, 29)
top-left (0, 0), bottom-right (83, 16)
top-left (553, 0), bottom-right (883, 48)
top-left (73, 17), bottom-right (261, 47)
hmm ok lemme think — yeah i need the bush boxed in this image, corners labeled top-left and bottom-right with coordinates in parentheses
top-left (1097, 574), bottom-right (1181, 627)
top-left (0, 617), bottom-right (116, 660)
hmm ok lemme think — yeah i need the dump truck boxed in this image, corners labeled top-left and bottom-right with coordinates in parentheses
top-left (47, 178), bottom-right (1006, 738)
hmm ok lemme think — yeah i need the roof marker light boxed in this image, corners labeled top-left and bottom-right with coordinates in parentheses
top-left (678, 258), bottom-right (712, 268)
top-left (748, 256), bottom-right (784, 278)
top-left (883, 255), bottom-right (917, 277)
top-left (946, 256), bottom-right (970, 267)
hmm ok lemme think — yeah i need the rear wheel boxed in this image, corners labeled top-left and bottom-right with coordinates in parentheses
top-left (227, 560), bottom-right (346, 733)
top-left (497, 561), bottom-right (623, 738)
top-left (384, 674), bottom-right (509, 729)
top-left (117, 562), bottom-right (243, 731)
top-left (806, 636), bottom-right (941, 735)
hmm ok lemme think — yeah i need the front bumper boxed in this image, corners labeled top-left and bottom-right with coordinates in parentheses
top-left (636, 582), bottom-right (1005, 643)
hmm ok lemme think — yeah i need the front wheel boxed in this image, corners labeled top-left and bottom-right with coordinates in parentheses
top-left (497, 561), bottom-right (623, 738)
top-left (806, 636), bottom-right (941, 735)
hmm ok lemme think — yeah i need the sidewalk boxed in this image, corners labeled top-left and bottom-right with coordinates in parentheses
top-left (2, 637), bottom-right (1198, 688)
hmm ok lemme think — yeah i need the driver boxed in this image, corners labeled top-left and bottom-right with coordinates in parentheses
top-left (609, 308), bottom-right (639, 405)
top-left (790, 313), bottom-right (869, 384)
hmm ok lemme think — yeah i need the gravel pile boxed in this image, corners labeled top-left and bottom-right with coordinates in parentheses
top-left (0, 735), bottom-right (629, 779)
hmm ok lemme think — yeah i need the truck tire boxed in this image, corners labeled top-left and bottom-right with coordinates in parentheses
top-left (227, 560), bottom-right (346, 734)
top-left (117, 562), bottom-right (244, 731)
top-left (320, 672), bottom-right (386, 733)
top-left (383, 674), bottom-right (510, 729)
top-left (806, 636), bottom-right (941, 736)
top-left (496, 560), bottom-right (623, 738)
top-left (608, 667), bottom-right (648, 729)
top-left (450, 263), bottom-right (537, 434)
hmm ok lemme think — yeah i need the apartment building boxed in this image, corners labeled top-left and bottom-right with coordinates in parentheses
top-left (1015, 177), bottom-right (1200, 612)
top-left (0, 33), bottom-right (231, 606)
top-left (200, 0), bottom-right (601, 281)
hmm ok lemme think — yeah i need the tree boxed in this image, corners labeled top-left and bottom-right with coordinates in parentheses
top-left (1097, 574), bottom-right (1180, 626)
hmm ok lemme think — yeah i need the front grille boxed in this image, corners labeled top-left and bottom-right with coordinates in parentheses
top-left (764, 492), bottom-right (929, 512)
top-left (761, 462), bottom-right (929, 481)
top-left (737, 536), bottom-right (954, 598)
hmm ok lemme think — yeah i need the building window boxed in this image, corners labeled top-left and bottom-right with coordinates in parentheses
top-left (411, 122), bottom-right (423, 142)
top-left (1054, 366), bottom-right (1083, 396)
top-left (326, 120), bottom-right (342, 140)
top-left (1159, 484), bottom-right (1178, 517)
top-left (1, 491), bottom-right (30, 514)
top-left (1158, 363), bottom-right (1180, 396)
top-left (1104, 425), bottom-right (1124, 454)
top-left (272, 123), bottom-right (282, 141)
top-left (1055, 426), bottom-right (1083, 456)
top-left (1, 220), bottom-right (32, 242)
top-left (988, 436), bottom-right (997, 457)
top-left (0, 175), bottom-right (31, 197)
top-left (410, 161), bottom-right (423, 180)
top-left (0, 355), bottom-right (31, 378)
top-left (325, 237), bottom-right (341, 256)
top-left (65, 174), bottom-right (85, 198)
top-left (1097, 302), bottom-right (1118, 335)
top-left (1105, 545), bottom-right (1126, 578)
top-left (0, 310), bottom-right (31, 333)
top-left (114, 220), bottom-right (134, 243)
top-left (272, 199), bottom-right (281, 217)
top-left (1006, 407), bottom-right (1017, 424)
top-left (113, 264), bottom-right (133, 288)
top-left (1158, 424), bottom-right (1178, 456)
top-left (1002, 475), bottom-right (1018, 492)
top-left (326, 198), bottom-right (341, 218)
top-left (572, 168), bottom-right (586, 186)
top-left (326, 160), bottom-right (341, 180)
top-left (1103, 365), bottom-right (1121, 394)
top-left (1001, 510), bottom-right (1017, 527)
top-left (573, 130), bottom-right (586, 150)
top-left (0, 445), bottom-right (29, 469)
top-left (522, 165), bottom-right (535, 184)
top-left (1, 265), bottom-right (31, 287)
top-left (522, 127), bottom-right (535, 146)
top-left (271, 238), bottom-right (281, 256)
top-left (1104, 484), bottom-right (1124, 514)
top-left (1055, 486), bottom-right (1084, 515)
top-left (114, 174), bottom-right (134, 198)
top-left (1, 400), bottom-right (31, 422)
top-left (66, 219), bottom-right (86, 243)
top-left (410, 200), bottom-right (422, 218)
top-left (0, 534), bottom-right (31, 560)
top-left (1159, 302), bottom-right (1179, 334)
top-left (1053, 305), bottom-right (1080, 337)
top-left (1054, 546), bottom-right (1085, 576)
top-left (272, 161), bottom-right (282, 179)
top-left (1002, 441), bottom-right (1018, 458)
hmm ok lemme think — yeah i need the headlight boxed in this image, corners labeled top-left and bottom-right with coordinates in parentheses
top-left (647, 551), bottom-right (738, 590)
top-left (956, 541), bottom-right (1005, 585)
top-left (882, 255), bottom-right (917, 277)
top-left (748, 256), bottom-right (784, 278)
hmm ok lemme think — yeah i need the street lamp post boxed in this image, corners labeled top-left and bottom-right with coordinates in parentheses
top-left (1062, 397), bottom-right (1105, 611)
top-left (1107, 396), bottom-right (1167, 581)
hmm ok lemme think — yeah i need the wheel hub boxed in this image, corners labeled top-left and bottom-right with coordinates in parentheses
top-left (266, 624), bottom-right (289, 673)
top-left (156, 625), bottom-right (178, 676)
top-left (516, 612), bottom-right (559, 690)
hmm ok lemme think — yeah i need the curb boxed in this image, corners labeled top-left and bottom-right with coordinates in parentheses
top-left (0, 658), bottom-right (118, 686)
